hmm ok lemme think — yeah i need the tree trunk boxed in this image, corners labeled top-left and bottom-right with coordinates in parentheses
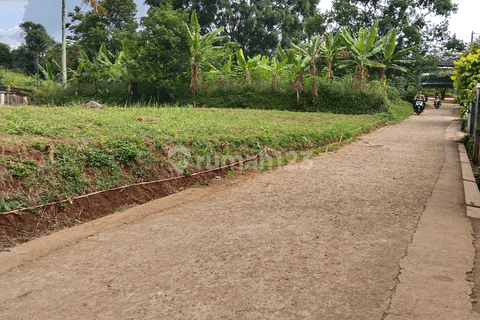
top-left (62, 0), bottom-right (67, 88)
top-left (190, 62), bottom-right (196, 94)
top-left (327, 60), bottom-right (332, 85)
top-left (312, 64), bottom-right (318, 100)
top-left (245, 70), bottom-right (250, 85)
top-left (36, 53), bottom-right (39, 90)
top-left (196, 62), bottom-right (205, 89)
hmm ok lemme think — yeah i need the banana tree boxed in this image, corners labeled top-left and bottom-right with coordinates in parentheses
top-left (277, 43), bottom-right (309, 102)
top-left (62, 0), bottom-right (105, 87)
top-left (291, 37), bottom-right (324, 100)
top-left (185, 10), bottom-right (225, 94)
top-left (235, 49), bottom-right (261, 85)
top-left (340, 21), bottom-right (385, 91)
top-left (39, 60), bottom-right (61, 82)
top-left (258, 56), bottom-right (288, 89)
top-left (207, 59), bottom-right (232, 87)
top-left (319, 31), bottom-right (344, 85)
top-left (75, 43), bottom-right (125, 90)
top-left (378, 29), bottom-right (416, 85)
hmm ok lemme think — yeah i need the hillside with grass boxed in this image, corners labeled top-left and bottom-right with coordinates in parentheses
top-left (0, 101), bottom-right (411, 214)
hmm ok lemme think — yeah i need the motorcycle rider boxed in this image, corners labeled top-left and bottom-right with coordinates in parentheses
top-left (413, 90), bottom-right (426, 111)
top-left (434, 90), bottom-right (442, 100)
top-left (414, 90), bottom-right (426, 102)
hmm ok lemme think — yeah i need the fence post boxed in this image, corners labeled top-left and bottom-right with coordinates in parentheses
top-left (473, 84), bottom-right (480, 163)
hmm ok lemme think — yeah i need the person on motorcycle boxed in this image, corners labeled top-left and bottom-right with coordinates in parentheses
top-left (413, 90), bottom-right (426, 112)
top-left (433, 90), bottom-right (442, 109)
top-left (414, 90), bottom-right (426, 102)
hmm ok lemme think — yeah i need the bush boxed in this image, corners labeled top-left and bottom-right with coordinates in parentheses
top-left (180, 82), bottom-right (388, 114)
top-left (29, 82), bottom-right (129, 106)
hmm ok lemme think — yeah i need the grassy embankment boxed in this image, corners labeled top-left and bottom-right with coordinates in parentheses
top-left (0, 67), bottom-right (37, 89)
top-left (0, 101), bottom-right (412, 212)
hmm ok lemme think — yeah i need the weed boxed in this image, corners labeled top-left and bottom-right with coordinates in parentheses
top-left (49, 223), bottom-right (60, 230)
top-left (200, 180), bottom-right (208, 186)
top-left (226, 170), bottom-right (235, 178)
top-left (118, 204), bottom-right (136, 212)
top-left (85, 147), bottom-right (116, 170)
top-left (9, 159), bottom-right (38, 178)
top-left (0, 193), bottom-right (30, 212)
top-left (113, 138), bottom-right (146, 164)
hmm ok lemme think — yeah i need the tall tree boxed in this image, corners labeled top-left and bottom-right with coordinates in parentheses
top-left (0, 43), bottom-right (12, 68)
top-left (326, 0), bottom-right (458, 54)
top-left (145, 0), bottom-right (323, 57)
top-left (131, 4), bottom-right (191, 102)
top-left (68, 0), bottom-right (138, 56)
top-left (19, 22), bottom-right (55, 88)
top-left (62, 0), bottom-right (106, 87)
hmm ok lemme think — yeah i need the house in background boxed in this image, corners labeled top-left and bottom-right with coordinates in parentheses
top-left (422, 61), bottom-right (455, 97)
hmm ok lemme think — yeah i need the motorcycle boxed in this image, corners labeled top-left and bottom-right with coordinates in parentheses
top-left (413, 98), bottom-right (425, 115)
top-left (434, 96), bottom-right (441, 109)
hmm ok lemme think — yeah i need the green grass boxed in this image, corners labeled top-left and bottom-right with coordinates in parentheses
top-left (0, 102), bottom-right (412, 212)
top-left (0, 67), bottom-right (38, 89)
top-left (0, 104), bottom-right (390, 147)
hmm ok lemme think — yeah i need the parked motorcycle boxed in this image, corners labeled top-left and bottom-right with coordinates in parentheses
top-left (413, 98), bottom-right (425, 115)
top-left (434, 96), bottom-right (441, 109)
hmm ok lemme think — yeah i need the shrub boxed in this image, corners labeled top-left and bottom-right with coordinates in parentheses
top-left (180, 82), bottom-right (387, 114)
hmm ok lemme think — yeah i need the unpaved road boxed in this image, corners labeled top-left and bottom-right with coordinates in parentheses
top-left (0, 103), bottom-right (474, 319)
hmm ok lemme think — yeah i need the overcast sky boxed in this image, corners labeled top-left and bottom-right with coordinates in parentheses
top-left (0, 0), bottom-right (479, 48)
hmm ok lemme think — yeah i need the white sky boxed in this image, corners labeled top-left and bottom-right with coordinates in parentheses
top-left (317, 0), bottom-right (480, 44)
top-left (0, 0), bottom-right (479, 48)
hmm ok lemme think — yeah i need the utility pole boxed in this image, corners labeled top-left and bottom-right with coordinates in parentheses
top-left (62, 0), bottom-right (67, 88)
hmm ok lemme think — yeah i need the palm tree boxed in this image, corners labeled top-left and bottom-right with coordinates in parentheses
top-left (340, 21), bottom-right (385, 91)
top-left (62, 0), bottom-right (105, 88)
top-left (185, 10), bottom-right (225, 94)
top-left (291, 37), bottom-right (324, 100)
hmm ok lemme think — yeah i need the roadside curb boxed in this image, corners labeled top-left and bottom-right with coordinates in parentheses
top-left (459, 143), bottom-right (480, 217)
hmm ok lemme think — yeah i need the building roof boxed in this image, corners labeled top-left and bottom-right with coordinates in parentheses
top-left (437, 61), bottom-right (455, 67)
top-left (422, 75), bottom-right (454, 89)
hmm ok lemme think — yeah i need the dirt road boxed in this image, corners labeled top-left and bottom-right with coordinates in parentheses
top-left (0, 103), bottom-right (475, 319)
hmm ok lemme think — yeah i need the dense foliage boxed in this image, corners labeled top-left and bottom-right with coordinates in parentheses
top-left (145, 0), bottom-right (322, 57)
top-left (2, 0), bottom-right (461, 112)
top-left (452, 42), bottom-right (480, 104)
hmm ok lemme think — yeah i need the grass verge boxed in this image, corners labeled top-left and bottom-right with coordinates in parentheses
top-left (0, 101), bottom-right (411, 213)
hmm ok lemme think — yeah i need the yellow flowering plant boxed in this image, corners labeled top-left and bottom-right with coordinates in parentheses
top-left (452, 47), bottom-right (480, 104)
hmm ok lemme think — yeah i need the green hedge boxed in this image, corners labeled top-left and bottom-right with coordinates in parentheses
top-left (29, 83), bottom-right (130, 106)
top-left (181, 82), bottom-right (388, 114)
